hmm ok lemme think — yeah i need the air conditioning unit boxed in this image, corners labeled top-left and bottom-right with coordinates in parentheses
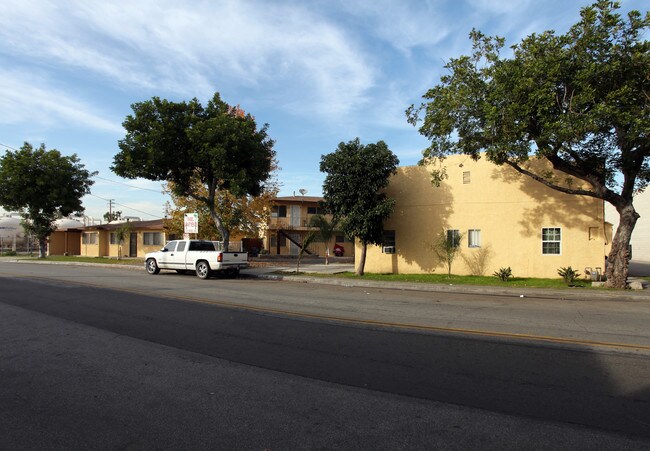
top-left (382, 246), bottom-right (395, 254)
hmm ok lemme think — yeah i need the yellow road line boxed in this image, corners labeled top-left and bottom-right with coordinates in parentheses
top-left (4, 272), bottom-right (650, 353)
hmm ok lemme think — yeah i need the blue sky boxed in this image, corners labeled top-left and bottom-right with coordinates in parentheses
top-left (0, 0), bottom-right (646, 221)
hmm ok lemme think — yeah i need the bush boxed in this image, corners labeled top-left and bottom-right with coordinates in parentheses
top-left (462, 245), bottom-right (492, 276)
top-left (1, 250), bottom-right (17, 256)
top-left (558, 266), bottom-right (581, 285)
top-left (493, 267), bottom-right (512, 282)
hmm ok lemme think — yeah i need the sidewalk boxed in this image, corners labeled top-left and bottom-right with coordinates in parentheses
top-left (6, 257), bottom-right (649, 302)
top-left (244, 262), bottom-right (650, 303)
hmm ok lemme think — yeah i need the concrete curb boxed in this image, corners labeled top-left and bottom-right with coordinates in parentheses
top-left (247, 272), bottom-right (650, 303)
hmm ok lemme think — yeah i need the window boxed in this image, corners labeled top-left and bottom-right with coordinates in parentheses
top-left (335, 235), bottom-right (345, 243)
top-left (189, 241), bottom-right (215, 251)
top-left (382, 230), bottom-right (396, 253)
top-left (447, 229), bottom-right (461, 247)
top-left (468, 229), bottom-right (481, 248)
top-left (542, 228), bottom-right (561, 254)
top-left (272, 205), bottom-right (287, 218)
top-left (144, 232), bottom-right (163, 246)
top-left (109, 232), bottom-right (117, 245)
top-left (82, 232), bottom-right (97, 244)
top-left (307, 206), bottom-right (323, 215)
top-left (463, 171), bottom-right (471, 184)
top-left (164, 241), bottom-right (177, 252)
top-left (176, 241), bottom-right (186, 252)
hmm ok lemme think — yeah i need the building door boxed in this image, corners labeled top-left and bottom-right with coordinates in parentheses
top-left (289, 233), bottom-right (300, 255)
top-left (290, 205), bottom-right (301, 227)
top-left (129, 233), bottom-right (137, 257)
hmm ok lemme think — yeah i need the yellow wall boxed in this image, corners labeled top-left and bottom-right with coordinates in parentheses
top-left (80, 231), bottom-right (107, 257)
top-left (359, 156), bottom-right (609, 279)
top-left (80, 229), bottom-right (166, 258)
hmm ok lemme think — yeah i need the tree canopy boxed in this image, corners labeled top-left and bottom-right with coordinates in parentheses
top-left (112, 93), bottom-right (276, 250)
top-left (0, 143), bottom-right (95, 257)
top-left (320, 138), bottom-right (399, 275)
top-left (407, 1), bottom-right (649, 288)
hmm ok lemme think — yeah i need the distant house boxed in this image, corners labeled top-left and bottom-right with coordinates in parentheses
top-left (360, 155), bottom-right (611, 279)
top-left (605, 189), bottom-right (650, 276)
top-left (79, 219), bottom-right (167, 258)
top-left (265, 196), bottom-right (354, 257)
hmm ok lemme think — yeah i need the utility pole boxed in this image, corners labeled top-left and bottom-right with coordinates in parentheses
top-left (108, 199), bottom-right (115, 220)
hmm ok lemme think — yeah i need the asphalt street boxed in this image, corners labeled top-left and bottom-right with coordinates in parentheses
top-left (1, 262), bottom-right (650, 448)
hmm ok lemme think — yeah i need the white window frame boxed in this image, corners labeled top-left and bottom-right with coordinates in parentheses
top-left (541, 227), bottom-right (562, 255)
top-left (468, 229), bottom-right (481, 248)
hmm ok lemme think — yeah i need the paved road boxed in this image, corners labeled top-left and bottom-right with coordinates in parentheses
top-left (1, 262), bottom-right (650, 448)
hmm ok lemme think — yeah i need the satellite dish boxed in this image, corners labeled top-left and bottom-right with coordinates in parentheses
top-left (298, 189), bottom-right (307, 196)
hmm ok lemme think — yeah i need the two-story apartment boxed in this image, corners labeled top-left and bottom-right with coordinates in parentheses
top-left (265, 196), bottom-right (354, 257)
top-left (361, 155), bottom-right (611, 279)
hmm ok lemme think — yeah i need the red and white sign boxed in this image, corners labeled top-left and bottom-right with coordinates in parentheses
top-left (184, 213), bottom-right (199, 234)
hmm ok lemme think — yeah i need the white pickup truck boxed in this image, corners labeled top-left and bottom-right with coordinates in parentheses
top-left (144, 239), bottom-right (248, 279)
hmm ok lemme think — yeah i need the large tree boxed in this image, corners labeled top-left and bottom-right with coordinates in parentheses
top-left (407, 1), bottom-right (649, 288)
top-left (0, 143), bottom-right (95, 258)
top-left (112, 93), bottom-right (276, 251)
top-left (320, 138), bottom-right (399, 276)
top-left (164, 177), bottom-right (277, 243)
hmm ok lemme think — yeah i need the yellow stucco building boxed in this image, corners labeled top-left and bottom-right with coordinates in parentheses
top-left (360, 155), bottom-right (611, 279)
top-left (79, 219), bottom-right (167, 258)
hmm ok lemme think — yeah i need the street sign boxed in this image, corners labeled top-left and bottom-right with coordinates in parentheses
top-left (184, 213), bottom-right (198, 234)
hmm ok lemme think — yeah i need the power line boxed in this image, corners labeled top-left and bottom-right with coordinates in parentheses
top-left (87, 193), bottom-right (162, 219)
top-left (2, 145), bottom-right (164, 194)
top-left (93, 175), bottom-right (165, 193)
top-left (0, 143), bottom-right (19, 151)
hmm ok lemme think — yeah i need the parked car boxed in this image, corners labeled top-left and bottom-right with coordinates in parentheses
top-left (144, 240), bottom-right (248, 279)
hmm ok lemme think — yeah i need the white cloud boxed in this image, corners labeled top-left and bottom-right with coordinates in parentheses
top-left (0, 70), bottom-right (123, 134)
top-left (337, 0), bottom-right (452, 53)
top-left (0, 0), bottom-right (375, 121)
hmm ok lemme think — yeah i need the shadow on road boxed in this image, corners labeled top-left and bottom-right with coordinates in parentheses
top-left (2, 276), bottom-right (650, 439)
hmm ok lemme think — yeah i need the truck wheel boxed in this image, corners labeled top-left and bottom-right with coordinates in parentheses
top-left (146, 258), bottom-right (160, 275)
top-left (195, 260), bottom-right (211, 279)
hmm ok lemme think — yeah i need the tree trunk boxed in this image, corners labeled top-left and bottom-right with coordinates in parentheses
top-left (325, 246), bottom-right (330, 265)
top-left (356, 242), bottom-right (367, 276)
top-left (38, 236), bottom-right (47, 258)
top-left (209, 210), bottom-right (230, 251)
top-left (221, 228), bottom-right (230, 252)
top-left (605, 202), bottom-right (639, 289)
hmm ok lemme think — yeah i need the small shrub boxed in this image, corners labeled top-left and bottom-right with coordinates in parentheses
top-left (1, 250), bottom-right (17, 256)
top-left (493, 267), bottom-right (512, 282)
top-left (558, 266), bottom-right (581, 285)
top-left (462, 245), bottom-right (492, 276)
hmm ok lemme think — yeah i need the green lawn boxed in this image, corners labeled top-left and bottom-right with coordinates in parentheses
top-left (307, 272), bottom-right (598, 289)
